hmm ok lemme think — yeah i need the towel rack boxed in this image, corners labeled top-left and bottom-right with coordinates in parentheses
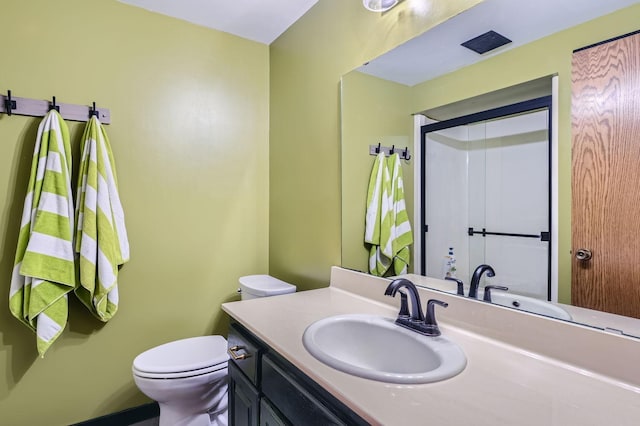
top-left (0, 90), bottom-right (111, 124)
top-left (468, 227), bottom-right (550, 242)
top-left (369, 143), bottom-right (411, 161)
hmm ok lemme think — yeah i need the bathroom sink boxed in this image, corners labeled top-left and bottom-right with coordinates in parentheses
top-left (488, 292), bottom-right (573, 321)
top-left (302, 314), bottom-right (466, 384)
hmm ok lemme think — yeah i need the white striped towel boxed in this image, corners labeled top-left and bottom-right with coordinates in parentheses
top-left (365, 152), bottom-right (393, 276)
top-left (74, 116), bottom-right (129, 322)
top-left (9, 110), bottom-right (75, 357)
top-left (384, 153), bottom-right (413, 275)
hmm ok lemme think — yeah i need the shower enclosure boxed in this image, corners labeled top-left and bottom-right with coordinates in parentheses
top-left (420, 97), bottom-right (552, 300)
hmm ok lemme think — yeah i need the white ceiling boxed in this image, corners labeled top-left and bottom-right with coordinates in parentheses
top-left (358, 0), bottom-right (640, 86)
top-left (116, 0), bottom-right (638, 77)
top-left (117, 0), bottom-right (319, 45)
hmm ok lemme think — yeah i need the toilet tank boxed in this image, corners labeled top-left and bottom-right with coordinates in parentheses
top-left (238, 275), bottom-right (296, 300)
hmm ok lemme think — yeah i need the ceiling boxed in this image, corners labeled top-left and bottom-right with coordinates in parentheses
top-left (117, 0), bottom-right (319, 45)
top-left (116, 0), bottom-right (638, 77)
top-left (358, 0), bottom-right (640, 86)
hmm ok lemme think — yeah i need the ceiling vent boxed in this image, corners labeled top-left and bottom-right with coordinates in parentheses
top-left (461, 30), bottom-right (512, 54)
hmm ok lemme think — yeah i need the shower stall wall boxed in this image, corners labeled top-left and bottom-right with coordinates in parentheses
top-left (421, 98), bottom-right (551, 300)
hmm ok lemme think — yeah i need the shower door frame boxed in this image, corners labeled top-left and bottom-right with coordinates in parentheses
top-left (419, 96), bottom-right (553, 300)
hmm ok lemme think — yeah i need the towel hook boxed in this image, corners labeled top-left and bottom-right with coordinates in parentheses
top-left (89, 101), bottom-right (99, 118)
top-left (390, 145), bottom-right (395, 155)
top-left (4, 90), bottom-right (16, 116)
top-left (375, 143), bottom-right (381, 154)
top-left (403, 147), bottom-right (411, 161)
top-left (49, 96), bottom-right (59, 112)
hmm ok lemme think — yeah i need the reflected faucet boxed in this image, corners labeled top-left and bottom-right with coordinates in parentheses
top-left (469, 264), bottom-right (496, 299)
top-left (445, 277), bottom-right (465, 296)
top-left (483, 285), bottom-right (509, 302)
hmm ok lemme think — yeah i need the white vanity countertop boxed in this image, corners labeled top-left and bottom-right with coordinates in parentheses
top-left (222, 269), bottom-right (640, 426)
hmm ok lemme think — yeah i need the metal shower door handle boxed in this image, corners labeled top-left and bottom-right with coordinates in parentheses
top-left (575, 248), bottom-right (592, 261)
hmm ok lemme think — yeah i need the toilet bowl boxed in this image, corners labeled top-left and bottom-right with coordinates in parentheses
top-left (132, 335), bottom-right (229, 426)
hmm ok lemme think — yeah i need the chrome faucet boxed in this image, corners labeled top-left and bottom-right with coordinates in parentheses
top-left (385, 278), bottom-right (449, 336)
top-left (469, 264), bottom-right (496, 299)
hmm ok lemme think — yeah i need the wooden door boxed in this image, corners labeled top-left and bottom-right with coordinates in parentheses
top-left (572, 31), bottom-right (640, 319)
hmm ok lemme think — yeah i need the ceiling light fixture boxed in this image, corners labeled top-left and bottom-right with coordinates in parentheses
top-left (363, 0), bottom-right (399, 12)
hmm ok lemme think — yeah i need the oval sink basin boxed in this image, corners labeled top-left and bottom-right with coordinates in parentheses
top-left (489, 292), bottom-right (573, 321)
top-left (302, 314), bottom-right (466, 384)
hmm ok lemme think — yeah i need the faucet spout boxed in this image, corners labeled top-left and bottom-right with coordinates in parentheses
top-left (385, 278), bottom-right (424, 322)
top-left (469, 264), bottom-right (495, 299)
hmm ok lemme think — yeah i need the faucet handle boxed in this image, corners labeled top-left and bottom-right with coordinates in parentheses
top-left (483, 285), bottom-right (509, 302)
top-left (444, 277), bottom-right (465, 296)
top-left (422, 299), bottom-right (448, 337)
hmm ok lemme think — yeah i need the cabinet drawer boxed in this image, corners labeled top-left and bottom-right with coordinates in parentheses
top-left (262, 355), bottom-right (346, 426)
top-left (228, 322), bottom-right (261, 385)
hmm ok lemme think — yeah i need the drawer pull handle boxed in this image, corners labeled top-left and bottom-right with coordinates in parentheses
top-left (228, 345), bottom-right (251, 360)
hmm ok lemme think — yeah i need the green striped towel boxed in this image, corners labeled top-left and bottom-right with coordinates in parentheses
top-left (365, 152), bottom-right (392, 276)
top-left (364, 153), bottom-right (413, 276)
top-left (74, 116), bottom-right (129, 322)
top-left (9, 110), bottom-right (75, 357)
top-left (385, 153), bottom-right (413, 275)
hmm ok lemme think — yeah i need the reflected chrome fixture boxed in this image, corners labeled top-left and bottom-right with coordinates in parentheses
top-left (363, 0), bottom-right (399, 12)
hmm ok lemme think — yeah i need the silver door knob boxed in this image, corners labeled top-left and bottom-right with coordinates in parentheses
top-left (575, 248), bottom-right (592, 261)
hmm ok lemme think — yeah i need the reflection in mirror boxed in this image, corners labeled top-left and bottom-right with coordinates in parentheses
top-left (340, 0), bottom-right (640, 338)
top-left (421, 99), bottom-right (551, 301)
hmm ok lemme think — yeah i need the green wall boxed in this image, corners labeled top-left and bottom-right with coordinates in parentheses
top-left (341, 71), bottom-right (414, 273)
top-left (408, 3), bottom-right (640, 303)
top-left (269, 0), bottom-right (482, 290)
top-left (0, 0), bottom-right (269, 424)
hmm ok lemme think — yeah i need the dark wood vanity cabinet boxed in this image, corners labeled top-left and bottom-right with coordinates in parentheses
top-left (227, 322), bottom-right (368, 426)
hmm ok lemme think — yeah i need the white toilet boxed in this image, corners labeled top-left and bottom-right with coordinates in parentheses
top-left (238, 274), bottom-right (296, 300)
top-left (132, 335), bottom-right (229, 426)
top-left (132, 275), bottom-right (296, 426)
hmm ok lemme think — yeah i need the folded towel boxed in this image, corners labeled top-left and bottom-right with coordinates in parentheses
top-left (9, 110), bottom-right (75, 356)
top-left (74, 116), bottom-right (129, 321)
top-left (365, 152), bottom-right (392, 276)
top-left (385, 153), bottom-right (413, 275)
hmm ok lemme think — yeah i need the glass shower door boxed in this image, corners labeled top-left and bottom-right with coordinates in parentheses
top-left (422, 100), bottom-right (551, 300)
top-left (469, 110), bottom-right (550, 299)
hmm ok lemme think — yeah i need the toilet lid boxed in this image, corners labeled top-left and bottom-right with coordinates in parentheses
top-left (133, 335), bottom-right (229, 375)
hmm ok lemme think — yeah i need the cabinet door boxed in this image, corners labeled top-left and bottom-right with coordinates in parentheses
top-left (261, 355), bottom-right (346, 426)
top-left (229, 361), bottom-right (259, 426)
top-left (259, 399), bottom-right (289, 426)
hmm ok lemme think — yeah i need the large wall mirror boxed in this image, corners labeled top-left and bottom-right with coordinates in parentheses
top-left (341, 0), bottom-right (640, 338)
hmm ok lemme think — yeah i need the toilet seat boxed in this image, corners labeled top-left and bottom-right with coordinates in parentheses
top-left (133, 335), bottom-right (229, 379)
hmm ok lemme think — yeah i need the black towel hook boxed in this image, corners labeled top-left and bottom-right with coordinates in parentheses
top-left (49, 96), bottom-right (59, 112)
top-left (390, 145), bottom-right (395, 155)
top-left (375, 143), bottom-right (381, 154)
top-left (89, 101), bottom-right (99, 118)
top-left (403, 147), bottom-right (411, 161)
top-left (5, 90), bottom-right (16, 116)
